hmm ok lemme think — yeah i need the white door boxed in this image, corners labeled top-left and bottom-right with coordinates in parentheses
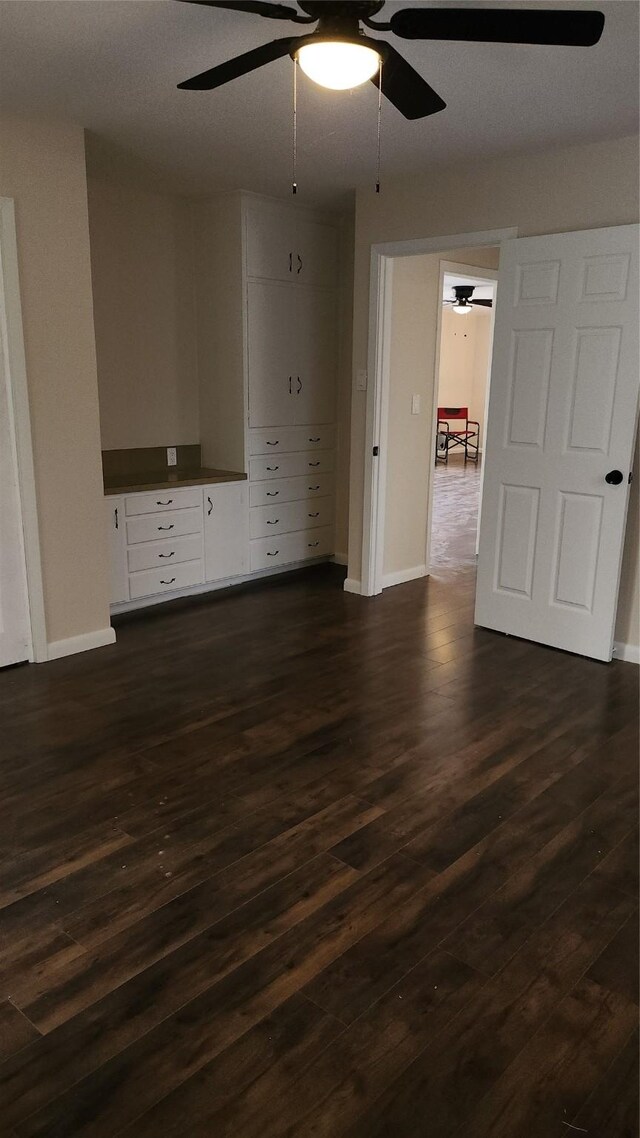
top-left (295, 219), bottom-right (338, 287)
top-left (247, 280), bottom-right (296, 427)
top-left (475, 224), bottom-right (639, 662)
top-left (204, 482), bottom-right (249, 581)
top-left (295, 288), bottom-right (337, 425)
top-left (245, 205), bottom-right (294, 283)
top-left (0, 316), bottom-right (30, 666)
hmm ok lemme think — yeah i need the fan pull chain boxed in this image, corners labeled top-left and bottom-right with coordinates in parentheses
top-left (292, 56), bottom-right (298, 195)
top-left (376, 57), bottom-right (382, 194)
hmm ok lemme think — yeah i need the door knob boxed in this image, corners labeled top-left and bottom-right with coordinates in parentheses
top-left (605, 470), bottom-right (624, 485)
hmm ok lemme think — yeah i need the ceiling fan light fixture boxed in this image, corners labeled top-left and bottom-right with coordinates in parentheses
top-left (296, 39), bottom-right (381, 90)
top-left (453, 302), bottom-right (472, 315)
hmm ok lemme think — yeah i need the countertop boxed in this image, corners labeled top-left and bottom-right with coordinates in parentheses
top-left (104, 467), bottom-right (247, 496)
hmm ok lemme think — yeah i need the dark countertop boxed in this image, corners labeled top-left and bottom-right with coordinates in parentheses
top-left (104, 467), bottom-right (247, 496)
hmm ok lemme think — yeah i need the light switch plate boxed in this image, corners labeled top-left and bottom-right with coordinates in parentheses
top-left (167, 446), bottom-right (177, 466)
top-left (356, 369), bottom-right (368, 391)
top-left (412, 394), bottom-right (421, 415)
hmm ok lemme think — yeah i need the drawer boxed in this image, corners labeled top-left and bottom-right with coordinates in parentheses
top-left (249, 450), bottom-right (333, 482)
top-left (128, 559), bottom-right (204, 601)
top-left (124, 487), bottom-right (202, 516)
top-left (250, 526), bottom-right (334, 572)
top-left (249, 473), bottom-right (334, 507)
top-left (249, 425), bottom-right (335, 455)
top-left (126, 506), bottom-right (203, 546)
top-left (127, 533), bottom-right (203, 573)
top-left (250, 496), bottom-right (333, 540)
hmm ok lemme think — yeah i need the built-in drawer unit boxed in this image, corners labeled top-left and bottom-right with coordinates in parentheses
top-left (128, 559), bottom-right (204, 601)
top-left (250, 526), bottom-right (334, 572)
top-left (126, 533), bottom-right (203, 574)
top-left (124, 487), bottom-right (202, 516)
top-left (250, 496), bottom-right (333, 540)
top-left (249, 473), bottom-right (333, 508)
top-left (249, 425), bottom-right (335, 455)
top-left (249, 450), bottom-right (333, 482)
top-left (125, 506), bottom-right (203, 546)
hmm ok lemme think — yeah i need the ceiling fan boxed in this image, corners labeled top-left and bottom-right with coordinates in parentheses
top-left (175, 1), bottom-right (605, 120)
top-left (443, 285), bottom-right (493, 314)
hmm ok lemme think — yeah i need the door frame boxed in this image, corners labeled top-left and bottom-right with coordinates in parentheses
top-left (360, 227), bottom-right (517, 597)
top-left (0, 197), bottom-right (47, 662)
top-left (429, 261), bottom-right (499, 572)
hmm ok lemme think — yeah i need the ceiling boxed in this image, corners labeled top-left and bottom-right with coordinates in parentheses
top-left (0, 1), bottom-right (637, 208)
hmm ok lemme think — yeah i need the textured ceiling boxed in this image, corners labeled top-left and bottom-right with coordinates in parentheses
top-left (1, 0), bottom-right (637, 207)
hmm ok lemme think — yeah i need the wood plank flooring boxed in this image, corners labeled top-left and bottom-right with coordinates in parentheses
top-left (0, 458), bottom-right (637, 1136)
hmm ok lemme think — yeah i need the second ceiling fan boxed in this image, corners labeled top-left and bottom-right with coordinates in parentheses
top-left (176, 1), bottom-right (606, 120)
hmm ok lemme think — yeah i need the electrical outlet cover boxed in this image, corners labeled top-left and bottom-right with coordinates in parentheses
top-left (167, 446), bottom-right (177, 466)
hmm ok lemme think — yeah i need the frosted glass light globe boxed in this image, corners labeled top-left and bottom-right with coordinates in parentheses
top-left (297, 41), bottom-right (380, 91)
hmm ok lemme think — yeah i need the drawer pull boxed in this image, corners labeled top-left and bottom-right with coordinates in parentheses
top-left (207, 496), bottom-right (213, 516)
top-left (266, 440), bottom-right (279, 446)
top-left (266, 491), bottom-right (279, 497)
top-left (308, 485), bottom-right (320, 491)
top-left (158, 524), bottom-right (175, 531)
top-left (309, 437), bottom-right (320, 443)
top-left (266, 465), bottom-right (279, 471)
top-left (308, 541), bottom-right (320, 548)
top-left (266, 550), bottom-right (279, 557)
top-left (266, 519), bottom-right (280, 525)
top-left (158, 551), bottom-right (175, 558)
top-left (308, 512), bottom-right (320, 518)
top-left (308, 461), bottom-right (320, 467)
top-left (156, 499), bottom-right (173, 506)
top-left (160, 577), bottom-right (176, 585)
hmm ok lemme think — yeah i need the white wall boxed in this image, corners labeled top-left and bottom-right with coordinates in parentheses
top-left (438, 303), bottom-right (493, 449)
top-left (87, 177), bottom-right (199, 451)
top-left (348, 134), bottom-right (640, 655)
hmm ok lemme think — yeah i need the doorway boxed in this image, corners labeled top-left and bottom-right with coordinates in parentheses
top-left (429, 262), bottom-right (498, 581)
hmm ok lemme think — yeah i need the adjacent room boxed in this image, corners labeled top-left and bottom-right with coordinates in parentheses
top-left (0, 2), bottom-right (638, 1135)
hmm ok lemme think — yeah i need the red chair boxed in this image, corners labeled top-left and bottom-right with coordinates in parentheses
top-left (435, 406), bottom-right (479, 465)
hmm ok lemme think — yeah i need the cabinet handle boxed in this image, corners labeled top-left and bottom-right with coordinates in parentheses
top-left (266, 441), bottom-right (279, 446)
top-left (308, 541), bottom-right (320, 548)
top-left (266, 519), bottom-right (280, 525)
top-left (308, 461), bottom-right (320, 467)
top-left (297, 254), bottom-right (302, 274)
top-left (308, 485), bottom-right (320, 490)
top-left (288, 376), bottom-right (292, 395)
top-left (308, 512), bottom-right (320, 518)
top-left (207, 496), bottom-right (213, 516)
top-left (266, 465), bottom-right (279, 471)
top-left (309, 437), bottom-right (320, 443)
top-left (289, 252), bottom-right (292, 273)
top-left (156, 499), bottom-right (173, 506)
top-left (158, 524), bottom-right (174, 531)
top-left (266, 490), bottom-right (279, 496)
top-left (158, 551), bottom-right (175, 558)
top-left (160, 577), bottom-right (176, 585)
top-left (114, 507), bottom-right (118, 530)
top-left (267, 550), bottom-right (279, 557)
top-left (297, 376), bottom-right (302, 394)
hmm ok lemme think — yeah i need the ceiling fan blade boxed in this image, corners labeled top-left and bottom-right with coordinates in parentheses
top-left (471, 298), bottom-right (493, 307)
top-left (370, 41), bottom-right (446, 120)
top-left (178, 36), bottom-right (300, 89)
top-left (390, 8), bottom-right (604, 47)
top-left (174, 0), bottom-right (313, 22)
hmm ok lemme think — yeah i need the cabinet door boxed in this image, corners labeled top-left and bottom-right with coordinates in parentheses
top-left (295, 219), bottom-right (338, 287)
top-left (247, 280), bottom-right (297, 427)
top-left (104, 497), bottom-right (128, 603)
top-left (204, 482), bottom-right (249, 582)
top-left (295, 288), bottom-right (337, 425)
top-left (245, 206), bottom-right (294, 282)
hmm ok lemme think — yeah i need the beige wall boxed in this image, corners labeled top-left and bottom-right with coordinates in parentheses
top-left (348, 134), bottom-right (640, 652)
top-left (335, 212), bottom-right (355, 561)
top-left (0, 114), bottom-right (110, 645)
top-left (87, 177), bottom-right (198, 451)
top-left (438, 304), bottom-right (493, 449)
top-left (382, 246), bottom-right (498, 579)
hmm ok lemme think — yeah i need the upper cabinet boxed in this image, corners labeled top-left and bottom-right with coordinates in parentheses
top-left (245, 203), bottom-right (338, 288)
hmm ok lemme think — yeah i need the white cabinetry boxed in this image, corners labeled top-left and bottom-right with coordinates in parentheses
top-left (245, 203), bottom-right (337, 287)
top-left (204, 482), bottom-right (249, 582)
top-left (105, 497), bottom-right (128, 604)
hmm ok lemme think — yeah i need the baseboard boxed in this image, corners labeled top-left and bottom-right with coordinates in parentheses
top-left (46, 626), bottom-right (116, 661)
top-left (343, 577), bottom-right (362, 595)
top-left (613, 640), bottom-right (640, 665)
top-left (332, 552), bottom-right (348, 567)
top-left (382, 564), bottom-right (427, 589)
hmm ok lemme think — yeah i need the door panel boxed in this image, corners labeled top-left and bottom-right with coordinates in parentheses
top-left (295, 220), bottom-right (338, 287)
top-left (475, 224), bottom-right (639, 661)
top-left (295, 288), bottom-right (337, 425)
top-left (0, 319), bottom-right (31, 664)
top-left (245, 207), bottom-right (294, 282)
top-left (247, 280), bottom-right (296, 427)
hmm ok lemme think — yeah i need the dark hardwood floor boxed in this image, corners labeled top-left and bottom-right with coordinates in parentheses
top-left (0, 458), bottom-right (638, 1137)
